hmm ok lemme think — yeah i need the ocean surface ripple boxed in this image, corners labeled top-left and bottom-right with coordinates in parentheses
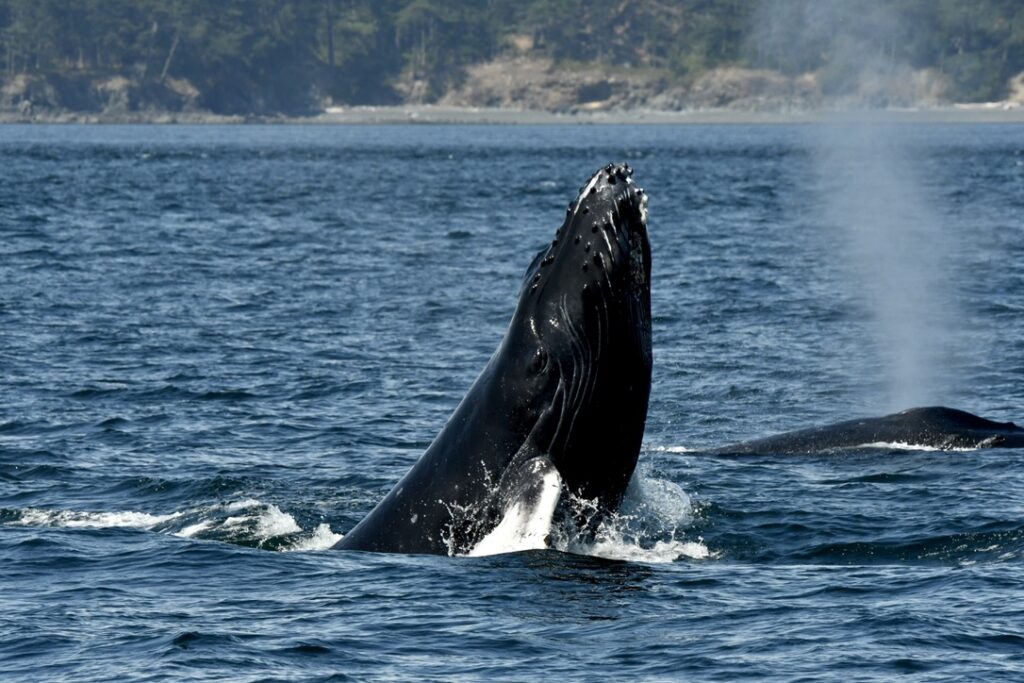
top-left (1, 124), bottom-right (1022, 681)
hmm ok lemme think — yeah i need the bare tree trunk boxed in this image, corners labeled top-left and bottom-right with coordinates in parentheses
top-left (160, 30), bottom-right (180, 84)
top-left (326, 0), bottom-right (336, 68)
top-left (142, 21), bottom-right (158, 80)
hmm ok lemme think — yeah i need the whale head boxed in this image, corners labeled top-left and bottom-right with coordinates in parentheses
top-left (333, 164), bottom-right (653, 555)
top-left (502, 163), bottom-right (652, 515)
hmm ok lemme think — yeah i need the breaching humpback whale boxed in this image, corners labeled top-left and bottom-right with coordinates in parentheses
top-left (335, 164), bottom-right (652, 555)
top-left (709, 406), bottom-right (1024, 454)
top-left (333, 165), bottom-right (1020, 556)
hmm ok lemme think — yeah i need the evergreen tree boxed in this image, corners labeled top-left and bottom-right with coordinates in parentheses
top-left (1, 0), bottom-right (1022, 112)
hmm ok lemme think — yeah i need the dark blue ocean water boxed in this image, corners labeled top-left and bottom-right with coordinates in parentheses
top-left (2, 123), bottom-right (1023, 681)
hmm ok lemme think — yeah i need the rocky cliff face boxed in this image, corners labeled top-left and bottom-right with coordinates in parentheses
top-left (437, 57), bottom-right (672, 112)
top-left (1, 73), bottom-right (202, 120)
top-left (435, 57), bottom-right (952, 113)
top-left (0, 57), bottom-right (998, 121)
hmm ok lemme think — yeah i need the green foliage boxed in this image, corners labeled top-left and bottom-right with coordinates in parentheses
top-left (1, 0), bottom-right (1022, 112)
top-left (748, 0), bottom-right (1024, 101)
top-left (394, 0), bottom-right (497, 98)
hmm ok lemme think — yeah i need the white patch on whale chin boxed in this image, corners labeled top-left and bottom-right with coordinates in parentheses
top-left (467, 467), bottom-right (562, 557)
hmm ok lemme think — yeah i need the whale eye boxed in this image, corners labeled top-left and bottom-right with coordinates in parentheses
top-left (529, 348), bottom-right (548, 374)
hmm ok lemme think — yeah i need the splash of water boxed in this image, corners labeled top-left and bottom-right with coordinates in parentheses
top-left (9, 468), bottom-right (705, 562)
top-left (10, 499), bottom-right (343, 551)
top-left (552, 465), bottom-right (711, 564)
top-left (460, 462), bottom-right (708, 563)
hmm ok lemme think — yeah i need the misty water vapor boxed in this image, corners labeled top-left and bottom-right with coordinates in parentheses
top-left (752, 0), bottom-right (962, 410)
top-left (812, 122), bottom-right (958, 409)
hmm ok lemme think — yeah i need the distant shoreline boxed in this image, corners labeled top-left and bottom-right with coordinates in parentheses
top-left (3, 104), bottom-right (1024, 125)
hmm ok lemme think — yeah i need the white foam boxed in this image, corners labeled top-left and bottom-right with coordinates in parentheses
top-left (469, 466), bottom-right (562, 557)
top-left (252, 504), bottom-right (301, 539)
top-left (554, 467), bottom-right (712, 564)
top-left (224, 498), bottom-right (262, 512)
top-left (649, 445), bottom-right (698, 453)
top-left (175, 520), bottom-right (213, 538)
top-left (285, 523), bottom-right (344, 552)
top-left (11, 499), bottom-right (318, 549)
top-left (221, 515), bottom-right (247, 527)
top-left (652, 441), bottom-right (986, 454)
top-left (8, 470), bottom-right (709, 563)
top-left (586, 537), bottom-right (711, 563)
top-left (15, 508), bottom-right (182, 529)
top-left (855, 441), bottom-right (983, 452)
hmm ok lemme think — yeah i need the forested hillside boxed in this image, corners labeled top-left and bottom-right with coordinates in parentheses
top-left (2, 0), bottom-right (1023, 116)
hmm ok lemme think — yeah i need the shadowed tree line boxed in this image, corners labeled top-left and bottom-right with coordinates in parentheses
top-left (1, 0), bottom-right (1022, 114)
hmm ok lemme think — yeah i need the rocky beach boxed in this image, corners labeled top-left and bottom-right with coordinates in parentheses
top-left (3, 57), bottom-right (1024, 125)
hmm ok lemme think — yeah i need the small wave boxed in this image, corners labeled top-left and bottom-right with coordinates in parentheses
top-left (7, 470), bottom-right (705, 561)
top-left (555, 466), bottom-right (711, 564)
top-left (855, 441), bottom-right (985, 452)
top-left (13, 508), bottom-right (183, 529)
top-left (652, 441), bottom-right (987, 454)
top-left (7, 499), bottom-right (341, 551)
top-left (649, 445), bottom-right (698, 453)
top-left (796, 528), bottom-right (1024, 565)
top-left (584, 537), bottom-right (711, 563)
top-left (285, 523), bottom-right (343, 551)
top-left (175, 520), bottom-right (214, 538)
